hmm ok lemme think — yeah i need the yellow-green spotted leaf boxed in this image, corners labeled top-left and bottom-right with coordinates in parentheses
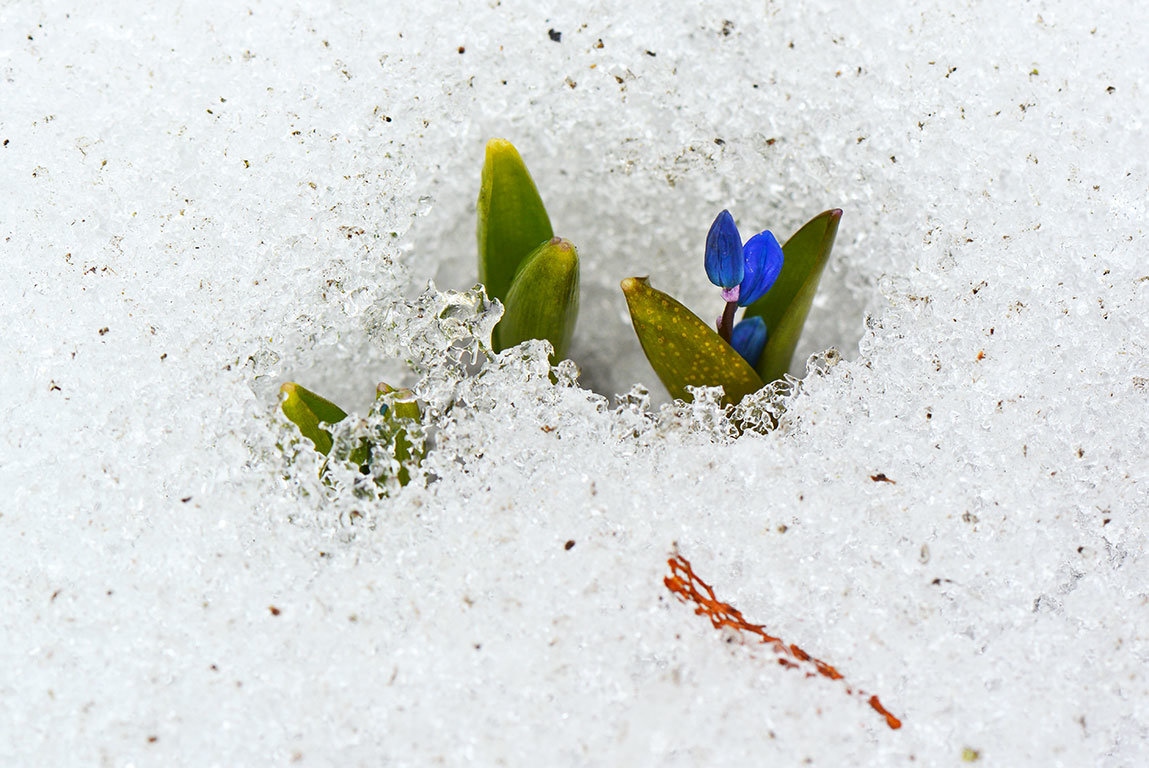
top-left (477, 138), bottom-right (554, 349)
top-left (621, 276), bottom-right (764, 405)
top-left (500, 237), bottom-right (579, 360)
top-left (280, 382), bottom-right (348, 455)
top-left (742, 209), bottom-right (842, 383)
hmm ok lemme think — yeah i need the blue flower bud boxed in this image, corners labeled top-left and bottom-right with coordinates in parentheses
top-left (737, 230), bottom-right (784, 307)
top-left (704, 209), bottom-right (744, 289)
top-left (730, 316), bottom-right (767, 367)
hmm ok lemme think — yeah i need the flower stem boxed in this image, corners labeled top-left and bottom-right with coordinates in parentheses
top-left (718, 300), bottom-right (738, 343)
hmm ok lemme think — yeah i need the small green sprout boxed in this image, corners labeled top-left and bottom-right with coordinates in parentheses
top-left (374, 382), bottom-right (423, 487)
top-left (280, 381), bottom-right (422, 486)
top-left (279, 382), bottom-right (347, 456)
top-left (477, 138), bottom-right (580, 360)
top-left (499, 236), bottom-right (580, 358)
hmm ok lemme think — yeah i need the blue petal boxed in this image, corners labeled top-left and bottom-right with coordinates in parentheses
top-left (737, 230), bottom-right (784, 307)
top-left (730, 316), bottom-right (767, 368)
top-left (704, 210), bottom-right (743, 289)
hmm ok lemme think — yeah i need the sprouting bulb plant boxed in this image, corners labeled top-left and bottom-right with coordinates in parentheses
top-left (622, 208), bottom-right (842, 405)
top-left (279, 381), bottom-right (423, 487)
top-left (477, 138), bottom-right (579, 360)
top-left (278, 139), bottom-right (577, 481)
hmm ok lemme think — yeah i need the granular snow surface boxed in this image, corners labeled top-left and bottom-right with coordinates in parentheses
top-left (2, 1), bottom-right (1147, 765)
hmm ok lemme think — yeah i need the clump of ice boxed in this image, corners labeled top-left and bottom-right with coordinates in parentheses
top-left (3, 1), bottom-right (1147, 765)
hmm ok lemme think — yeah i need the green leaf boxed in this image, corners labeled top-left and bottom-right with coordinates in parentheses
top-left (280, 382), bottom-right (348, 455)
top-left (621, 276), bottom-right (765, 405)
top-left (281, 382), bottom-right (422, 486)
top-left (377, 383), bottom-right (421, 422)
top-left (499, 237), bottom-right (580, 360)
top-left (742, 209), bottom-right (842, 383)
top-left (476, 138), bottom-right (554, 349)
top-left (375, 383), bottom-right (423, 486)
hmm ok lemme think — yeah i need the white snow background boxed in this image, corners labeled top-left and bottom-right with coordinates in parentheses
top-left (2, 0), bottom-right (1147, 765)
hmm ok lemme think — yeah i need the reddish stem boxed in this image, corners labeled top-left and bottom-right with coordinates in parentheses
top-left (718, 300), bottom-right (738, 343)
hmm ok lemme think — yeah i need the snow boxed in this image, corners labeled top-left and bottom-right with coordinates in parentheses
top-left (2, 0), bottom-right (1147, 765)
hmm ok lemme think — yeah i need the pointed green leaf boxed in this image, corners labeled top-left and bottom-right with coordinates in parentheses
top-left (280, 382), bottom-right (348, 455)
top-left (621, 276), bottom-right (765, 405)
top-left (499, 237), bottom-right (580, 360)
top-left (742, 209), bottom-right (842, 383)
top-left (477, 138), bottom-right (554, 349)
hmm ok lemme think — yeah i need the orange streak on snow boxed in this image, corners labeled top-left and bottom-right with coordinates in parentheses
top-left (664, 553), bottom-right (902, 730)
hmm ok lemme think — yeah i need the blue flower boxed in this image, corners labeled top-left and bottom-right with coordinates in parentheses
top-left (737, 231), bottom-right (784, 307)
top-left (730, 316), bottom-right (767, 367)
top-left (704, 210), bottom-right (784, 307)
top-left (704, 209), bottom-right (743, 290)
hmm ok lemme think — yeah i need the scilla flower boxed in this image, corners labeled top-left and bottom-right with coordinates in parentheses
top-left (730, 316), bottom-right (767, 368)
top-left (704, 209), bottom-right (784, 347)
